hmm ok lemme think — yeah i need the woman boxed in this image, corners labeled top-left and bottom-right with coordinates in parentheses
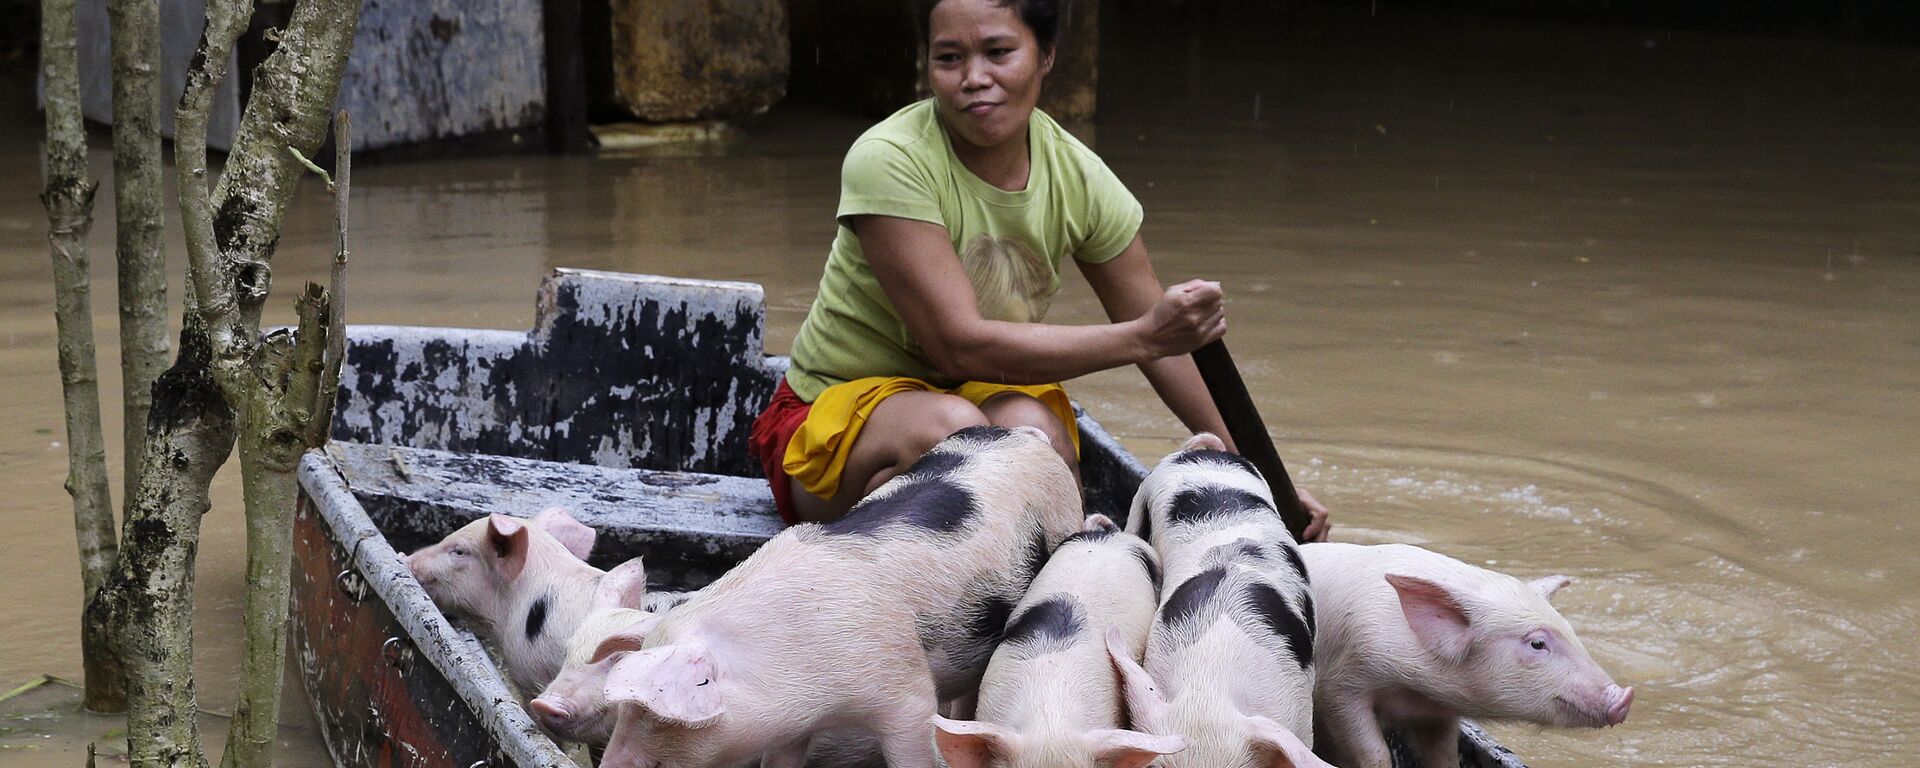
top-left (750, 0), bottom-right (1329, 538)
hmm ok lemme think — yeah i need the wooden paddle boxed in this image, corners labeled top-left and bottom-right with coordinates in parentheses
top-left (1191, 339), bottom-right (1315, 541)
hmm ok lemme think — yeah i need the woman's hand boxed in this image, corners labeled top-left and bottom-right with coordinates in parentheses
top-left (1134, 279), bottom-right (1227, 359)
top-left (1296, 486), bottom-right (1331, 542)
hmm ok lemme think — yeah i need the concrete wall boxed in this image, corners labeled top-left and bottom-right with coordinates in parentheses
top-left (72, 0), bottom-right (241, 150)
top-left (336, 0), bottom-right (548, 151)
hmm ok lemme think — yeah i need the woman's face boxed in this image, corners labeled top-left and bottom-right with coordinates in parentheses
top-left (927, 0), bottom-right (1054, 152)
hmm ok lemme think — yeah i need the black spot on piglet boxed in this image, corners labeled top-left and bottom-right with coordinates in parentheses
top-left (968, 593), bottom-right (1018, 644)
top-left (1168, 485), bottom-right (1275, 527)
top-left (1246, 582), bottom-right (1314, 669)
top-left (824, 476), bottom-right (980, 535)
top-left (1061, 527), bottom-right (1116, 545)
top-left (949, 425), bottom-right (1012, 442)
top-left (1161, 566), bottom-right (1228, 627)
top-left (1001, 596), bottom-right (1084, 646)
top-left (1280, 542), bottom-right (1311, 585)
top-left (905, 449), bottom-right (967, 480)
top-left (524, 596), bottom-right (548, 641)
top-left (1172, 449), bottom-right (1262, 480)
top-left (1132, 543), bottom-right (1162, 590)
top-left (1021, 529), bottom-right (1051, 580)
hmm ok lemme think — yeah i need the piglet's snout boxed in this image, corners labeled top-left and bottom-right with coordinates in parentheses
top-left (1604, 684), bottom-right (1634, 726)
top-left (402, 556), bottom-right (434, 586)
top-left (528, 696), bottom-right (572, 732)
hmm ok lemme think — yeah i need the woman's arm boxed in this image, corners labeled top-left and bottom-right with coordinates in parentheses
top-left (854, 215), bottom-right (1224, 385)
top-left (1077, 234), bottom-right (1237, 449)
top-left (1081, 234), bottom-right (1333, 540)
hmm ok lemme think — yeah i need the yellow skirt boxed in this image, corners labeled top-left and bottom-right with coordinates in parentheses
top-left (782, 377), bottom-right (1080, 501)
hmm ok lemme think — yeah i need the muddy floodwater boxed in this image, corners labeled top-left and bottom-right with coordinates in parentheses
top-left (3, 6), bottom-right (1917, 767)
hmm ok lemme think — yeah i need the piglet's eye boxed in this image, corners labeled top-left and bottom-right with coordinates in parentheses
top-left (1529, 638), bottom-right (1547, 650)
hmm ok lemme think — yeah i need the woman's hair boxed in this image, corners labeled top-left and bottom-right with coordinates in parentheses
top-left (921, 0), bottom-right (1066, 53)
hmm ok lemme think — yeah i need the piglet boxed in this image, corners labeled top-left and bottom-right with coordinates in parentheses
top-left (530, 557), bottom-right (659, 744)
top-left (931, 514), bottom-right (1185, 768)
top-left (596, 425), bottom-right (1083, 768)
top-left (403, 506), bottom-right (604, 695)
top-left (1299, 542), bottom-right (1633, 768)
top-left (534, 570), bottom-right (888, 768)
top-left (1117, 433), bottom-right (1333, 768)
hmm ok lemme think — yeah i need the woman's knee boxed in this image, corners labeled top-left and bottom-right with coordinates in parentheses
top-left (980, 393), bottom-right (1072, 456)
top-left (980, 393), bottom-right (1062, 433)
top-left (913, 394), bottom-right (992, 450)
top-left (868, 392), bottom-right (990, 466)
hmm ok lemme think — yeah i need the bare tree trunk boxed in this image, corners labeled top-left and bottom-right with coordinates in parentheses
top-left (220, 114), bottom-right (350, 768)
top-left (83, 0), bottom-right (366, 761)
top-left (223, 283), bottom-right (339, 768)
top-left (42, 0), bottom-right (126, 715)
top-left (109, 0), bottom-right (172, 501)
top-left (87, 322), bottom-right (233, 768)
top-left (171, 0), bottom-right (363, 762)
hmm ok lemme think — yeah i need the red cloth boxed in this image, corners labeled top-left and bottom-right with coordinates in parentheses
top-left (749, 379), bottom-right (811, 525)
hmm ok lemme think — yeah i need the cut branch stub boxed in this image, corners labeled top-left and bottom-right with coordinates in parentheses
top-left (234, 259), bottom-right (272, 306)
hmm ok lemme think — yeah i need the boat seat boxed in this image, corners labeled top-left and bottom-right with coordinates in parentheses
top-left (331, 269), bottom-right (785, 479)
top-left (325, 441), bottom-right (783, 591)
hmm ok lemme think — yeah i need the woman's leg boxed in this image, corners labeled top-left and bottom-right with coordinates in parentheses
top-left (977, 391), bottom-right (1080, 487)
top-left (787, 391), bottom-right (989, 524)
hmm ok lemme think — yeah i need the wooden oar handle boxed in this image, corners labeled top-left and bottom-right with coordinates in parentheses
top-left (1190, 340), bottom-right (1311, 540)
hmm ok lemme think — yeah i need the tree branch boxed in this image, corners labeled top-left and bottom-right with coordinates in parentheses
top-left (308, 111), bottom-right (350, 448)
top-left (44, 0), bottom-right (125, 715)
top-left (109, 0), bottom-right (172, 507)
top-left (210, 0), bottom-right (365, 338)
top-left (175, 0), bottom-right (256, 403)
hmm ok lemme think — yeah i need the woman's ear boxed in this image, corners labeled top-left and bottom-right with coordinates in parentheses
top-left (1039, 47), bottom-right (1056, 78)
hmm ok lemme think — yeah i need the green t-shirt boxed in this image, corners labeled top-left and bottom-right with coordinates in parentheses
top-left (785, 99), bottom-right (1145, 401)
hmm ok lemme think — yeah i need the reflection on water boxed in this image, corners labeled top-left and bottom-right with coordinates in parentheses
top-left (3, 5), bottom-right (1917, 766)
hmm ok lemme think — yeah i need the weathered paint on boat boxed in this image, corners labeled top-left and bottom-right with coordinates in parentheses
top-left (296, 457), bottom-right (568, 768)
top-left (293, 269), bottom-right (1528, 768)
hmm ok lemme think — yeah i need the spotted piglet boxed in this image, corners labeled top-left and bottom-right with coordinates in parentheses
top-left (595, 425), bottom-right (1082, 768)
top-left (1116, 433), bottom-right (1332, 768)
top-left (529, 558), bottom-right (659, 744)
top-left (404, 507), bottom-right (610, 695)
top-left (931, 513), bottom-right (1186, 768)
top-left (1300, 542), bottom-right (1633, 768)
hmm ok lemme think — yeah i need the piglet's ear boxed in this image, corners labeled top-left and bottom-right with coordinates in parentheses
top-left (531, 506), bottom-right (596, 561)
top-left (588, 615), bottom-right (661, 663)
top-left (1087, 728), bottom-right (1186, 768)
top-left (1528, 574), bottom-right (1573, 602)
top-left (1244, 715), bottom-right (1337, 768)
top-left (486, 515), bottom-right (532, 580)
top-left (1386, 573), bottom-right (1474, 664)
top-left (604, 643), bottom-right (724, 727)
top-left (1182, 432), bottom-right (1227, 453)
top-left (1107, 626), bottom-right (1169, 732)
top-left (930, 716), bottom-right (1018, 768)
top-left (594, 557), bottom-right (649, 611)
top-left (1124, 494), bottom-right (1150, 537)
top-left (1083, 513), bottom-right (1119, 533)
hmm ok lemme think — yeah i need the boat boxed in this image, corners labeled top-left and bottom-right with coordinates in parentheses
top-left (292, 269), bottom-right (1529, 768)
